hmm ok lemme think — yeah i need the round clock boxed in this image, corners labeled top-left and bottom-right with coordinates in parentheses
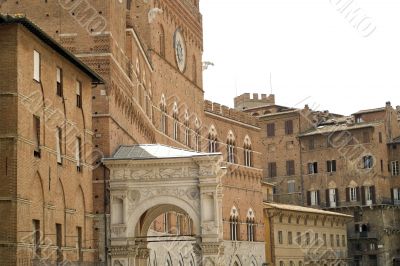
top-left (174, 29), bottom-right (187, 73)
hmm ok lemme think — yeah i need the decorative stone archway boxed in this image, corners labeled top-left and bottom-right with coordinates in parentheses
top-left (103, 145), bottom-right (226, 266)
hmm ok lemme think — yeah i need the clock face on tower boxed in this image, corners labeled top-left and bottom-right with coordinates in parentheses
top-left (174, 29), bottom-right (187, 73)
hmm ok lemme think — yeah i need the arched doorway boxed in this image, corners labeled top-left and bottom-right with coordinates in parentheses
top-left (103, 145), bottom-right (225, 266)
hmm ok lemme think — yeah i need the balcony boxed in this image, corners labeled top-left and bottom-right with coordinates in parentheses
top-left (348, 231), bottom-right (378, 240)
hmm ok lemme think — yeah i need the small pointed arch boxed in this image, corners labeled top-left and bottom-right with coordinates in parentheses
top-left (349, 180), bottom-right (358, 187)
top-left (184, 110), bottom-right (191, 147)
top-left (172, 102), bottom-right (179, 141)
top-left (208, 125), bottom-right (218, 153)
top-left (166, 252), bottom-right (173, 266)
top-left (230, 206), bottom-right (239, 241)
top-left (227, 130), bottom-right (236, 163)
top-left (231, 255), bottom-right (242, 266)
top-left (246, 208), bottom-right (255, 241)
top-left (194, 117), bottom-right (201, 151)
top-left (159, 24), bottom-right (166, 57)
top-left (243, 135), bottom-right (253, 167)
top-left (328, 181), bottom-right (337, 189)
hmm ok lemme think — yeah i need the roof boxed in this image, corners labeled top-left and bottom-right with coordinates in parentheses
top-left (264, 202), bottom-right (353, 218)
top-left (389, 136), bottom-right (400, 144)
top-left (299, 121), bottom-right (380, 137)
top-left (0, 14), bottom-right (103, 84)
top-left (352, 107), bottom-right (386, 115)
top-left (105, 144), bottom-right (220, 160)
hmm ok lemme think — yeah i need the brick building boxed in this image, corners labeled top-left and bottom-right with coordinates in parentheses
top-left (0, 1), bottom-right (271, 265)
top-left (238, 94), bottom-right (400, 266)
top-left (0, 15), bottom-right (103, 265)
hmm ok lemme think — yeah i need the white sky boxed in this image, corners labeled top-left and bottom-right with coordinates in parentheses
top-left (200, 0), bottom-right (400, 115)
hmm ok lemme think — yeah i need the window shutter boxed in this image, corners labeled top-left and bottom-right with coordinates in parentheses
top-left (307, 191), bottom-right (311, 206)
top-left (346, 188), bottom-right (350, 202)
top-left (314, 162), bottom-right (318, 174)
top-left (332, 160), bottom-right (337, 172)
top-left (361, 187), bottom-right (366, 205)
top-left (317, 190), bottom-right (320, 205)
top-left (371, 186), bottom-right (376, 204)
top-left (335, 188), bottom-right (339, 206)
top-left (391, 189), bottom-right (395, 204)
top-left (356, 187), bottom-right (361, 201)
top-left (326, 189), bottom-right (330, 207)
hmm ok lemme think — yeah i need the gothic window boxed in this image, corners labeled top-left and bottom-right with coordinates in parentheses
top-left (208, 125), bottom-right (218, 153)
top-left (227, 131), bottom-right (236, 163)
top-left (160, 95), bottom-right (168, 134)
top-left (173, 102), bottom-right (179, 141)
top-left (244, 136), bottom-right (252, 167)
top-left (230, 206), bottom-right (239, 241)
top-left (184, 111), bottom-right (191, 147)
top-left (247, 209), bottom-right (255, 242)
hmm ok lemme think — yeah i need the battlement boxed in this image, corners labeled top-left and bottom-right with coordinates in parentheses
top-left (234, 93), bottom-right (275, 110)
top-left (204, 100), bottom-right (259, 127)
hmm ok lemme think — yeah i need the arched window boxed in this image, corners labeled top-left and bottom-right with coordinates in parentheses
top-left (184, 111), bottom-right (190, 147)
top-left (127, 0), bottom-right (132, 10)
top-left (194, 118), bottom-right (201, 151)
top-left (160, 95), bottom-right (167, 134)
top-left (230, 206), bottom-right (239, 241)
top-left (173, 102), bottom-right (179, 141)
top-left (247, 209), bottom-right (255, 242)
top-left (208, 125), bottom-right (218, 153)
top-left (227, 131), bottom-right (236, 163)
top-left (244, 136), bottom-right (252, 167)
top-left (159, 25), bottom-right (165, 57)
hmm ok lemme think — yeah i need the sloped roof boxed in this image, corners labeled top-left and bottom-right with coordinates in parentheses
top-left (352, 107), bottom-right (386, 115)
top-left (106, 144), bottom-right (219, 160)
top-left (264, 202), bottom-right (352, 218)
top-left (299, 121), bottom-right (380, 137)
top-left (0, 14), bottom-right (103, 83)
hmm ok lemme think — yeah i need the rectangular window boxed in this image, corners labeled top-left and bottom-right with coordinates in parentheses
top-left (268, 162), bottom-right (277, 178)
top-left (56, 127), bottom-right (62, 164)
top-left (342, 235), bottom-right (346, 247)
top-left (285, 120), bottom-right (293, 135)
top-left (33, 220), bottom-right (41, 256)
top-left (76, 137), bottom-right (82, 172)
top-left (288, 180), bottom-right (296, 194)
top-left (33, 50), bottom-right (40, 81)
top-left (267, 123), bottom-right (275, 137)
top-left (393, 188), bottom-right (400, 205)
top-left (350, 187), bottom-right (357, 202)
top-left (391, 161), bottom-right (399, 176)
top-left (336, 234), bottom-right (340, 247)
top-left (288, 231), bottom-right (293, 245)
top-left (363, 155), bottom-right (373, 169)
top-left (278, 231), bottom-right (283, 244)
top-left (286, 160), bottom-right (295, 176)
top-left (308, 162), bottom-right (318, 174)
top-left (33, 116), bottom-right (41, 157)
top-left (323, 234), bottom-right (327, 246)
top-left (310, 190), bottom-right (319, 206)
top-left (306, 232), bottom-right (310, 245)
top-left (56, 67), bottom-right (63, 96)
top-left (379, 132), bottom-right (383, 143)
top-left (330, 234), bottom-right (334, 247)
top-left (296, 232), bottom-right (301, 245)
top-left (327, 160), bottom-right (337, 173)
top-left (76, 81), bottom-right (82, 108)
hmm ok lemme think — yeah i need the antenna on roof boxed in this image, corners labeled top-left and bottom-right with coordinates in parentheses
top-left (269, 72), bottom-right (273, 94)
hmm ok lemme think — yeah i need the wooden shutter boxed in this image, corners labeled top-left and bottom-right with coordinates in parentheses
top-left (317, 190), bottom-right (321, 205)
top-left (307, 191), bottom-right (311, 206)
top-left (326, 189), bottom-right (330, 207)
top-left (332, 160), bottom-right (337, 172)
top-left (361, 187), bottom-right (366, 205)
top-left (371, 186), bottom-right (376, 204)
top-left (335, 188), bottom-right (339, 206)
top-left (346, 188), bottom-right (350, 202)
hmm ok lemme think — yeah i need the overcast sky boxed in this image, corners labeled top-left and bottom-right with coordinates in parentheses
top-left (200, 0), bottom-right (400, 115)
